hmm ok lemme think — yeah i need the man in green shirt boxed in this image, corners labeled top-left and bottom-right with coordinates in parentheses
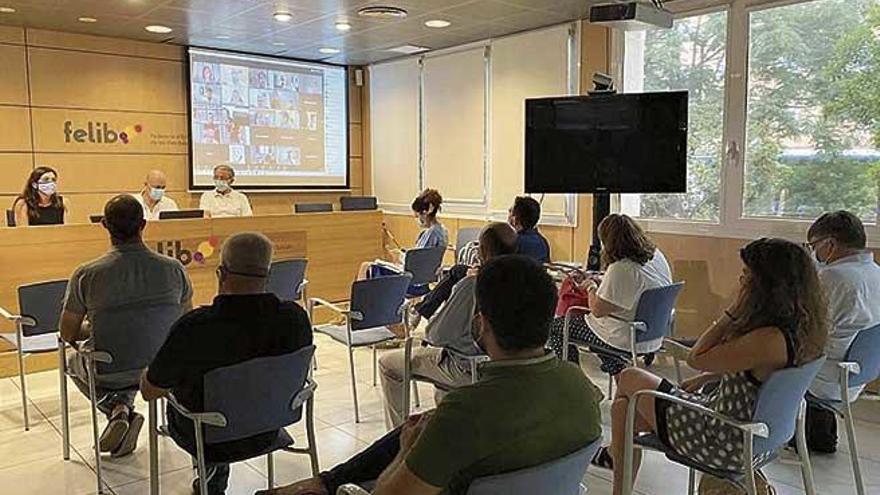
top-left (262, 255), bottom-right (603, 495)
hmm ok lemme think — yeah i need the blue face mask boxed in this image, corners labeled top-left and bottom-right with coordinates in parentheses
top-left (149, 187), bottom-right (165, 201)
top-left (214, 180), bottom-right (231, 193)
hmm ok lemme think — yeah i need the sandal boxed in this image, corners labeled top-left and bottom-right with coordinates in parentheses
top-left (591, 446), bottom-right (614, 470)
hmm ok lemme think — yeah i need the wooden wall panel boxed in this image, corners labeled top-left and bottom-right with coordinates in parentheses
top-left (0, 154), bottom-right (34, 194)
top-left (0, 25), bottom-right (24, 45)
top-left (40, 153), bottom-right (189, 193)
top-left (350, 122), bottom-right (363, 158)
top-left (29, 48), bottom-right (186, 112)
top-left (26, 29), bottom-right (184, 61)
top-left (0, 106), bottom-right (32, 151)
top-left (0, 44), bottom-right (28, 105)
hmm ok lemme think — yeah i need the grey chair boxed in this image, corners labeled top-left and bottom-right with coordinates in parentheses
top-left (807, 323), bottom-right (880, 495)
top-left (156, 346), bottom-right (320, 495)
top-left (267, 259), bottom-right (309, 303)
top-left (0, 279), bottom-right (68, 430)
top-left (60, 302), bottom-right (183, 495)
top-left (562, 282), bottom-right (684, 396)
top-left (312, 273), bottom-right (412, 422)
top-left (454, 227), bottom-right (481, 259)
top-left (5, 208), bottom-right (15, 227)
top-left (336, 438), bottom-right (601, 495)
top-left (621, 356), bottom-right (826, 495)
top-left (402, 246), bottom-right (446, 298)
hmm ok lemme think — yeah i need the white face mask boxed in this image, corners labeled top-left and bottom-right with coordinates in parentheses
top-left (35, 181), bottom-right (57, 196)
top-left (214, 180), bottom-right (231, 192)
top-left (149, 187), bottom-right (165, 201)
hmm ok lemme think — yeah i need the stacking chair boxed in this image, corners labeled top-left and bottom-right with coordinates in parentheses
top-left (337, 438), bottom-right (601, 495)
top-left (0, 279), bottom-right (68, 430)
top-left (621, 356), bottom-right (826, 495)
top-left (60, 302), bottom-right (182, 495)
top-left (312, 274), bottom-right (412, 422)
top-left (5, 208), bottom-right (15, 226)
top-left (156, 346), bottom-right (320, 495)
top-left (806, 323), bottom-right (880, 495)
top-left (453, 228), bottom-right (481, 260)
top-left (267, 259), bottom-right (309, 303)
top-left (562, 282), bottom-right (684, 396)
top-left (401, 246), bottom-right (446, 298)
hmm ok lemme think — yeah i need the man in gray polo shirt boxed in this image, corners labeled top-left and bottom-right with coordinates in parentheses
top-left (60, 194), bottom-right (192, 458)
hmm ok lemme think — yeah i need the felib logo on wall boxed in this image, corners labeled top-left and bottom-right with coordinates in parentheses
top-left (63, 121), bottom-right (144, 144)
top-left (155, 236), bottom-right (219, 266)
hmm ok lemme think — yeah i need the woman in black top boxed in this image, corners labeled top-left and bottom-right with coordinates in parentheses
top-left (12, 166), bottom-right (66, 226)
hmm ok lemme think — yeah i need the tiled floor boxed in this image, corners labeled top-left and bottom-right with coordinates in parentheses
top-left (1, 334), bottom-right (878, 494)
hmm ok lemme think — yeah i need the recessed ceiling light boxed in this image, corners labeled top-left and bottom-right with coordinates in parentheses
top-left (215, 35), bottom-right (230, 40)
top-left (335, 21), bottom-right (352, 32)
top-left (424, 19), bottom-right (451, 28)
top-left (0, 6), bottom-right (16, 13)
top-left (78, 16), bottom-right (98, 23)
top-left (145, 25), bottom-right (173, 34)
top-left (357, 6), bottom-right (408, 20)
top-left (319, 47), bottom-right (340, 55)
top-left (273, 42), bottom-right (286, 46)
top-left (273, 11), bottom-right (293, 22)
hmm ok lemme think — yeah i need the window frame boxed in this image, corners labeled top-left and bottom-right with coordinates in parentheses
top-left (617, 0), bottom-right (880, 246)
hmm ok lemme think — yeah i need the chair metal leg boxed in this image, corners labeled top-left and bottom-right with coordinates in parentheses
top-left (16, 326), bottom-right (28, 431)
top-left (607, 373), bottom-right (614, 400)
top-left (86, 357), bottom-right (106, 494)
top-left (673, 357), bottom-right (683, 384)
top-left (347, 345), bottom-right (360, 423)
top-left (795, 400), bottom-right (817, 495)
top-left (742, 430), bottom-right (757, 495)
top-left (149, 400), bottom-right (159, 495)
top-left (305, 396), bottom-right (320, 476)
top-left (687, 468), bottom-right (696, 495)
top-left (267, 452), bottom-right (275, 489)
top-left (372, 346), bottom-right (378, 387)
top-left (312, 355), bottom-right (318, 371)
top-left (843, 400), bottom-right (866, 495)
top-left (59, 342), bottom-right (70, 460)
top-left (194, 421), bottom-right (209, 495)
top-left (412, 382), bottom-right (421, 409)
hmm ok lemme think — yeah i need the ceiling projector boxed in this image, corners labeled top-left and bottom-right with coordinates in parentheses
top-left (590, 2), bottom-right (674, 30)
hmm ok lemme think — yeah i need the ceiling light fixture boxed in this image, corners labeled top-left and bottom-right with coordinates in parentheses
top-left (145, 25), bottom-right (173, 34)
top-left (424, 19), bottom-right (451, 28)
top-left (215, 35), bottom-right (230, 40)
top-left (319, 47), bottom-right (341, 54)
top-left (335, 21), bottom-right (352, 31)
top-left (387, 44), bottom-right (429, 54)
top-left (273, 42), bottom-right (286, 46)
top-left (0, 7), bottom-right (16, 13)
top-left (273, 11), bottom-right (293, 22)
top-left (78, 16), bottom-right (98, 23)
top-left (357, 6), bottom-right (408, 20)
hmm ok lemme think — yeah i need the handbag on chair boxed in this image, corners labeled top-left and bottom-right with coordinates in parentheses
top-left (698, 470), bottom-right (776, 495)
top-left (555, 275), bottom-right (589, 317)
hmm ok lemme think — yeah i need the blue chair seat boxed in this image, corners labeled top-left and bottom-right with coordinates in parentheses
top-left (205, 429), bottom-right (294, 465)
top-left (0, 333), bottom-right (59, 353)
top-left (315, 324), bottom-right (396, 347)
top-left (634, 433), bottom-right (776, 482)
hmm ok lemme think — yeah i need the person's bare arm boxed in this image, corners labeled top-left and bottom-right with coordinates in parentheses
top-left (139, 370), bottom-right (169, 402)
top-left (12, 200), bottom-right (27, 227)
top-left (59, 311), bottom-right (87, 344)
top-left (687, 325), bottom-right (789, 374)
top-left (373, 464), bottom-right (442, 495)
top-left (587, 287), bottom-right (624, 318)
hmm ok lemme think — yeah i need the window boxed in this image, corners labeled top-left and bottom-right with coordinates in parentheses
top-left (744, 0), bottom-right (879, 224)
top-left (621, 0), bottom-right (880, 241)
top-left (622, 11), bottom-right (728, 222)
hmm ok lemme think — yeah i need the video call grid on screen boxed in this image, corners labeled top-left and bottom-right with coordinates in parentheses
top-left (188, 47), bottom-right (349, 190)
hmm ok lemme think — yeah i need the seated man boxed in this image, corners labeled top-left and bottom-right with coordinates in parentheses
top-left (263, 255), bottom-right (603, 495)
top-left (378, 222), bottom-right (518, 428)
top-left (199, 165), bottom-right (253, 218)
top-left (133, 169), bottom-right (179, 220)
top-left (509, 196), bottom-right (551, 264)
top-left (60, 194), bottom-right (193, 457)
top-left (804, 211), bottom-right (880, 452)
top-left (141, 232), bottom-right (313, 494)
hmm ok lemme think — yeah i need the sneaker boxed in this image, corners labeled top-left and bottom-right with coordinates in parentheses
top-left (98, 410), bottom-right (130, 453)
top-left (111, 412), bottom-right (144, 458)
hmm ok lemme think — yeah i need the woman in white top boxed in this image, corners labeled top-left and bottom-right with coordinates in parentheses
top-left (547, 214), bottom-right (672, 375)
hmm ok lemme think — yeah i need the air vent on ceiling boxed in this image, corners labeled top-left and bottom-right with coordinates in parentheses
top-left (358, 5), bottom-right (408, 19)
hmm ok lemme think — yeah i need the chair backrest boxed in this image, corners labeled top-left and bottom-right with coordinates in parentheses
top-left (18, 280), bottom-right (68, 337)
top-left (295, 203), bottom-right (333, 213)
top-left (632, 282), bottom-right (685, 343)
top-left (203, 345), bottom-right (315, 444)
top-left (349, 274), bottom-right (412, 331)
top-left (91, 302), bottom-right (182, 375)
top-left (843, 323), bottom-right (880, 388)
top-left (403, 246), bottom-right (446, 286)
top-left (752, 356), bottom-right (826, 456)
top-left (340, 196), bottom-right (378, 211)
top-left (455, 228), bottom-right (482, 257)
top-left (5, 209), bottom-right (15, 227)
top-left (267, 259), bottom-right (308, 301)
top-left (466, 439), bottom-right (600, 495)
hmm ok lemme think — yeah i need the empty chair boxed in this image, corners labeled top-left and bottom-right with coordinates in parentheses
top-left (60, 302), bottom-right (182, 494)
top-left (562, 282), bottom-right (684, 396)
top-left (807, 324), bottom-right (880, 495)
top-left (295, 203), bottom-right (333, 213)
top-left (267, 259), bottom-right (309, 302)
top-left (5, 208), bottom-right (15, 227)
top-left (621, 356), bottom-right (826, 495)
top-left (312, 273), bottom-right (412, 422)
top-left (336, 439), bottom-right (600, 495)
top-left (401, 245), bottom-right (446, 298)
top-left (156, 346), bottom-right (320, 494)
top-left (0, 279), bottom-right (68, 430)
top-left (340, 196), bottom-right (377, 211)
top-left (454, 227), bottom-right (481, 260)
